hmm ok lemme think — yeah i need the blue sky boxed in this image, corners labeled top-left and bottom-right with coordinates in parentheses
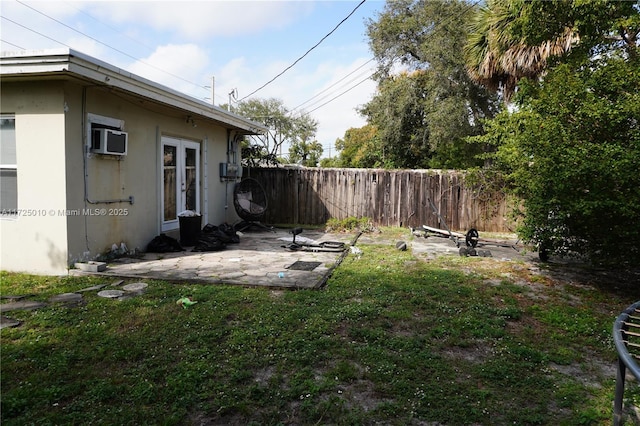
top-left (1, 0), bottom-right (387, 158)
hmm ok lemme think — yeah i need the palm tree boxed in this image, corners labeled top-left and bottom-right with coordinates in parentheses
top-left (464, 0), bottom-right (579, 102)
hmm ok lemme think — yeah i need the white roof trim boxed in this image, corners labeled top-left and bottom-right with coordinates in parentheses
top-left (1, 48), bottom-right (266, 135)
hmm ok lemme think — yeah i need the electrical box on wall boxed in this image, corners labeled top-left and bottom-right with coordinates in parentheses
top-left (220, 163), bottom-right (240, 181)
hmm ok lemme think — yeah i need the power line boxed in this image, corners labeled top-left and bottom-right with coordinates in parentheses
top-left (306, 72), bottom-right (374, 115)
top-left (6, 0), bottom-right (371, 113)
top-left (293, 67), bottom-right (375, 115)
top-left (290, 58), bottom-right (375, 113)
top-left (238, 0), bottom-right (367, 102)
top-left (298, 0), bottom-right (483, 116)
top-left (2, 16), bottom-right (75, 49)
top-left (12, 0), bottom-right (209, 95)
top-left (63, 0), bottom-right (158, 55)
top-left (0, 38), bottom-right (25, 50)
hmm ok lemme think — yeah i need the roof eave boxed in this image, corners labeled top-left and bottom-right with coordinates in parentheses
top-left (0, 48), bottom-right (267, 135)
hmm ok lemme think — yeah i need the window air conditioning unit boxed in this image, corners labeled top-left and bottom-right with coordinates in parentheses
top-left (91, 128), bottom-right (128, 155)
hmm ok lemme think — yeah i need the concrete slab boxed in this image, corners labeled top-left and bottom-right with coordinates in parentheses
top-left (409, 234), bottom-right (538, 262)
top-left (71, 229), bottom-right (355, 289)
top-left (0, 300), bottom-right (47, 312)
top-left (0, 316), bottom-right (21, 329)
top-left (48, 293), bottom-right (85, 308)
top-left (69, 228), bottom-right (539, 289)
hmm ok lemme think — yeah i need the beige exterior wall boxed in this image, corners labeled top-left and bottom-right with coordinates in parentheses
top-left (2, 79), bottom-right (242, 275)
top-left (0, 82), bottom-right (69, 274)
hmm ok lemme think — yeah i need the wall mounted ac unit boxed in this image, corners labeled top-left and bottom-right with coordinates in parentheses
top-left (91, 128), bottom-right (128, 155)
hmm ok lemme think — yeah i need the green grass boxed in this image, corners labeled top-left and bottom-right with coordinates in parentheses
top-left (1, 231), bottom-right (639, 425)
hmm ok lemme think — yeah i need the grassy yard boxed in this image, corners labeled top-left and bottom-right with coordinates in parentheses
top-left (2, 228), bottom-right (640, 425)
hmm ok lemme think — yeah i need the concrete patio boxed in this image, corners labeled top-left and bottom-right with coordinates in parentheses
top-left (71, 228), bottom-right (358, 289)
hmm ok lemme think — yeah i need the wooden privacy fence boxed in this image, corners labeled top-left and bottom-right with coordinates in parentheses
top-left (244, 167), bottom-right (512, 233)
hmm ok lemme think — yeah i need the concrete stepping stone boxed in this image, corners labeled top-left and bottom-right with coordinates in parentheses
top-left (0, 294), bottom-right (33, 301)
top-left (122, 282), bottom-right (148, 295)
top-left (0, 300), bottom-right (47, 312)
top-left (0, 315), bottom-right (21, 329)
top-left (76, 284), bottom-right (108, 292)
top-left (97, 290), bottom-right (125, 299)
top-left (49, 293), bottom-right (84, 304)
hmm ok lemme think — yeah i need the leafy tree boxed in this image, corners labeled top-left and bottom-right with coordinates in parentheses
top-left (464, 0), bottom-right (578, 101)
top-left (287, 114), bottom-right (320, 166)
top-left (319, 157), bottom-right (340, 168)
top-left (469, 1), bottom-right (640, 264)
top-left (289, 140), bottom-right (323, 167)
top-left (465, 0), bottom-right (638, 101)
top-left (363, 0), bottom-right (500, 169)
top-left (234, 98), bottom-right (313, 166)
top-left (334, 124), bottom-right (382, 168)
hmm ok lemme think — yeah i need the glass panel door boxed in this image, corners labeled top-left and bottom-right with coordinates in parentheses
top-left (161, 137), bottom-right (200, 231)
top-left (182, 141), bottom-right (200, 214)
top-left (163, 143), bottom-right (178, 223)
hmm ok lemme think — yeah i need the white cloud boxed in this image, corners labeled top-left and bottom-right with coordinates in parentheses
top-left (86, 1), bottom-right (315, 39)
top-left (305, 59), bottom-right (377, 153)
top-left (64, 36), bottom-right (106, 58)
top-left (127, 44), bottom-right (212, 98)
top-left (0, 0), bottom-right (381, 160)
top-left (0, 1), bottom-right (81, 50)
top-left (211, 53), bottom-right (377, 157)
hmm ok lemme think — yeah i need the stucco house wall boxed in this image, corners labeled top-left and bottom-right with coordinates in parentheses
top-left (1, 81), bottom-right (69, 273)
top-left (1, 49), bottom-right (265, 275)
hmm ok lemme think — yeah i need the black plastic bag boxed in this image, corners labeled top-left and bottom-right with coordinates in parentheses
top-left (201, 223), bottom-right (240, 244)
top-left (192, 234), bottom-right (226, 252)
top-left (146, 234), bottom-right (184, 253)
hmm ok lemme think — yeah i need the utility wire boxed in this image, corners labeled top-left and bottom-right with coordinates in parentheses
top-left (2, 16), bottom-right (74, 49)
top-left (0, 38), bottom-right (25, 50)
top-left (293, 0), bottom-right (482, 116)
top-left (306, 72), bottom-right (374, 115)
top-left (12, 0), bottom-right (209, 96)
top-left (290, 58), bottom-right (375, 113)
top-left (238, 0), bottom-right (367, 102)
top-left (63, 0), bottom-right (158, 55)
top-left (292, 67), bottom-right (374, 114)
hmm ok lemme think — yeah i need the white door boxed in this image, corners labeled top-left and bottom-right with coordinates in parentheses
top-left (162, 137), bottom-right (200, 231)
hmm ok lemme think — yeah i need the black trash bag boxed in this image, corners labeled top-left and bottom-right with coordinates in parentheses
top-left (192, 233), bottom-right (226, 252)
top-left (202, 223), bottom-right (217, 233)
top-left (201, 223), bottom-right (240, 244)
top-left (146, 234), bottom-right (184, 253)
top-left (218, 223), bottom-right (240, 243)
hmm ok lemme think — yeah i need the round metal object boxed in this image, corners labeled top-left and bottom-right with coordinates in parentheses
top-left (395, 241), bottom-right (407, 251)
top-left (320, 241), bottom-right (345, 250)
top-left (465, 228), bottom-right (479, 248)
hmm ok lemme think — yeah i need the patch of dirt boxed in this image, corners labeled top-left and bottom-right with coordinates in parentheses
top-left (548, 359), bottom-right (616, 390)
top-left (187, 413), bottom-right (239, 426)
top-left (269, 290), bottom-right (285, 299)
top-left (253, 365), bottom-right (276, 385)
top-left (441, 340), bottom-right (495, 364)
top-left (338, 378), bottom-right (393, 413)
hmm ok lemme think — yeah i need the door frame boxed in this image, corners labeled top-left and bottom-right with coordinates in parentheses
top-left (160, 136), bottom-right (201, 232)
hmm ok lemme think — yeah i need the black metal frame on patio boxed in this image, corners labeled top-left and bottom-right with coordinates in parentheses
top-left (613, 300), bottom-right (640, 425)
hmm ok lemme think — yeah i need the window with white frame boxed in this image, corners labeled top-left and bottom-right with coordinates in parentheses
top-left (0, 115), bottom-right (17, 215)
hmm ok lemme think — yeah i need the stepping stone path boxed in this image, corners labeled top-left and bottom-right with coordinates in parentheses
top-left (49, 293), bottom-right (85, 308)
top-left (97, 289), bottom-right (125, 298)
top-left (0, 280), bottom-right (149, 329)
